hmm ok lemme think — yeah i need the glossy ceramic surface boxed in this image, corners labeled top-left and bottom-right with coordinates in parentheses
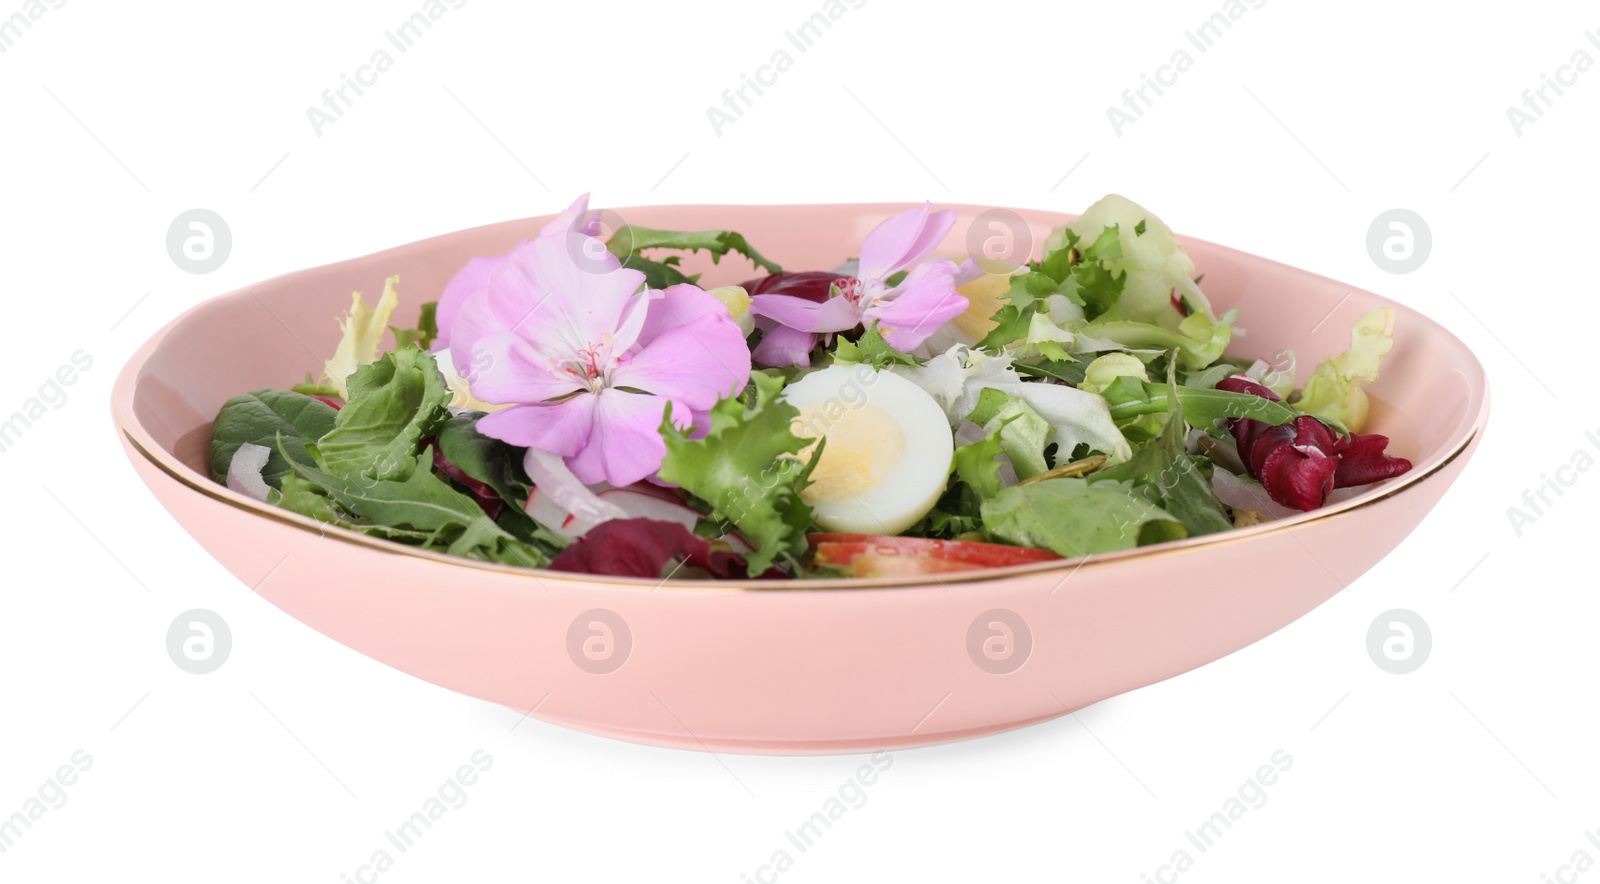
top-left (112, 204), bottom-right (1489, 754)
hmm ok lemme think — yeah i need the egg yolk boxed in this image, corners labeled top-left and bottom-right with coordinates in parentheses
top-left (792, 403), bottom-right (905, 504)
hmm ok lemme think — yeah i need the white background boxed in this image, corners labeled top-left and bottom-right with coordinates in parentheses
top-left (2, 1), bottom-right (1595, 882)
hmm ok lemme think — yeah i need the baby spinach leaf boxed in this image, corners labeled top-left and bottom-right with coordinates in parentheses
top-left (209, 389), bottom-right (338, 488)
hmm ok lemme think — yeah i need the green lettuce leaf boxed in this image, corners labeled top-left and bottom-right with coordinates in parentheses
top-left (313, 348), bottom-right (451, 481)
top-left (1053, 225), bottom-right (1127, 319)
top-left (1079, 308), bottom-right (1236, 371)
top-left (1043, 194), bottom-right (1215, 329)
top-left (964, 388), bottom-right (1052, 480)
top-left (656, 372), bottom-right (820, 574)
top-left (833, 325), bottom-right (923, 369)
top-left (1078, 352), bottom-right (1148, 396)
top-left (952, 426), bottom-right (1007, 500)
top-left (209, 389), bottom-right (338, 487)
top-left (976, 228), bottom-right (1124, 351)
top-left (980, 477), bottom-right (1187, 557)
top-left (1294, 307), bottom-right (1395, 432)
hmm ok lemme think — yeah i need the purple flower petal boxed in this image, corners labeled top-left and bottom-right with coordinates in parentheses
top-left (858, 202), bottom-right (957, 280)
top-left (749, 292), bottom-right (824, 330)
top-left (435, 195), bottom-right (600, 353)
top-left (614, 314), bottom-right (751, 414)
top-left (448, 197), bottom-right (752, 487)
top-left (866, 261), bottom-right (969, 351)
top-left (434, 255), bottom-right (507, 352)
top-left (752, 324), bottom-right (819, 368)
top-left (477, 394), bottom-right (597, 458)
top-left (636, 283), bottom-right (731, 348)
top-left (484, 236), bottom-right (647, 359)
top-left (543, 193), bottom-right (599, 239)
top-left (565, 388), bottom-right (671, 486)
top-left (464, 332), bottom-right (583, 405)
top-left (953, 256), bottom-right (986, 286)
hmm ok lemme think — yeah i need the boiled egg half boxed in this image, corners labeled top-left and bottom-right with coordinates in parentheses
top-left (783, 364), bottom-right (954, 535)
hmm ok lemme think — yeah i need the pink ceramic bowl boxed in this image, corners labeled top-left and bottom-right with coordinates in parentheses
top-left (112, 204), bottom-right (1488, 754)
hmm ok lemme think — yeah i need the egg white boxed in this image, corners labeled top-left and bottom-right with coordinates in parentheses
top-left (783, 364), bottom-right (954, 535)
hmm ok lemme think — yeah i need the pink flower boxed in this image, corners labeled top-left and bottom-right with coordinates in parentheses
top-left (434, 194), bottom-right (603, 352)
top-left (739, 271), bottom-right (837, 368)
top-left (747, 203), bottom-right (977, 366)
top-left (450, 231), bottom-right (751, 486)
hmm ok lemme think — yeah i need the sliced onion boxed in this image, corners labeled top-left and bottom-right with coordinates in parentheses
top-left (226, 443), bottom-right (273, 502)
top-left (522, 448), bottom-right (627, 526)
top-left (1211, 467), bottom-right (1302, 523)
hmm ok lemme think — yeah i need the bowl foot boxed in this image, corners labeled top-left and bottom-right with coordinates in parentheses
top-left (508, 708), bottom-right (1072, 755)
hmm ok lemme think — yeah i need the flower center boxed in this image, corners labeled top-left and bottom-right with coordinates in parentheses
top-left (560, 337), bottom-right (617, 393)
top-left (834, 276), bottom-right (864, 305)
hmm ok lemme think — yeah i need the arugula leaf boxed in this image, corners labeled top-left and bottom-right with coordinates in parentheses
top-left (1013, 360), bottom-right (1088, 386)
top-left (290, 378), bottom-right (340, 399)
top-left (980, 477), bottom-right (1187, 557)
top-left (209, 389), bottom-right (338, 488)
top-left (272, 472), bottom-right (348, 524)
top-left (1181, 362), bottom-right (1241, 390)
top-left (618, 254), bottom-right (694, 289)
top-left (833, 325), bottom-right (923, 369)
top-left (288, 448), bottom-right (548, 567)
top-left (274, 473), bottom-right (454, 547)
top-left (606, 225), bottom-right (782, 281)
top-left (1099, 374), bottom-right (1301, 432)
top-left (314, 348), bottom-right (451, 481)
top-left (390, 301), bottom-right (438, 351)
top-left (656, 372), bottom-right (819, 574)
top-left (1090, 365), bottom-right (1232, 537)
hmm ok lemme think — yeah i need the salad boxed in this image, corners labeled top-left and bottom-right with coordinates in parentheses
top-left (209, 194), bottom-right (1412, 581)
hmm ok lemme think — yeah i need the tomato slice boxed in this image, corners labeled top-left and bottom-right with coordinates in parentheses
top-left (810, 533), bottom-right (1060, 576)
top-left (829, 553), bottom-right (986, 578)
